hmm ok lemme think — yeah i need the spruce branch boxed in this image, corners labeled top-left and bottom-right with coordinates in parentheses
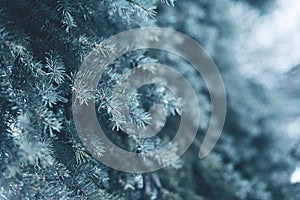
top-left (45, 51), bottom-right (68, 85)
top-left (111, 0), bottom-right (157, 20)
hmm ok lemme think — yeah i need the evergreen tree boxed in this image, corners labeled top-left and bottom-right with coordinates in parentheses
top-left (0, 0), bottom-right (297, 199)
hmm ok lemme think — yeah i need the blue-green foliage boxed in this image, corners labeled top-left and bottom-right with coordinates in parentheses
top-left (0, 0), bottom-right (297, 199)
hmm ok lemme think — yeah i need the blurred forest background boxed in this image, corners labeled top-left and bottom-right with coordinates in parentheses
top-left (0, 0), bottom-right (299, 199)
